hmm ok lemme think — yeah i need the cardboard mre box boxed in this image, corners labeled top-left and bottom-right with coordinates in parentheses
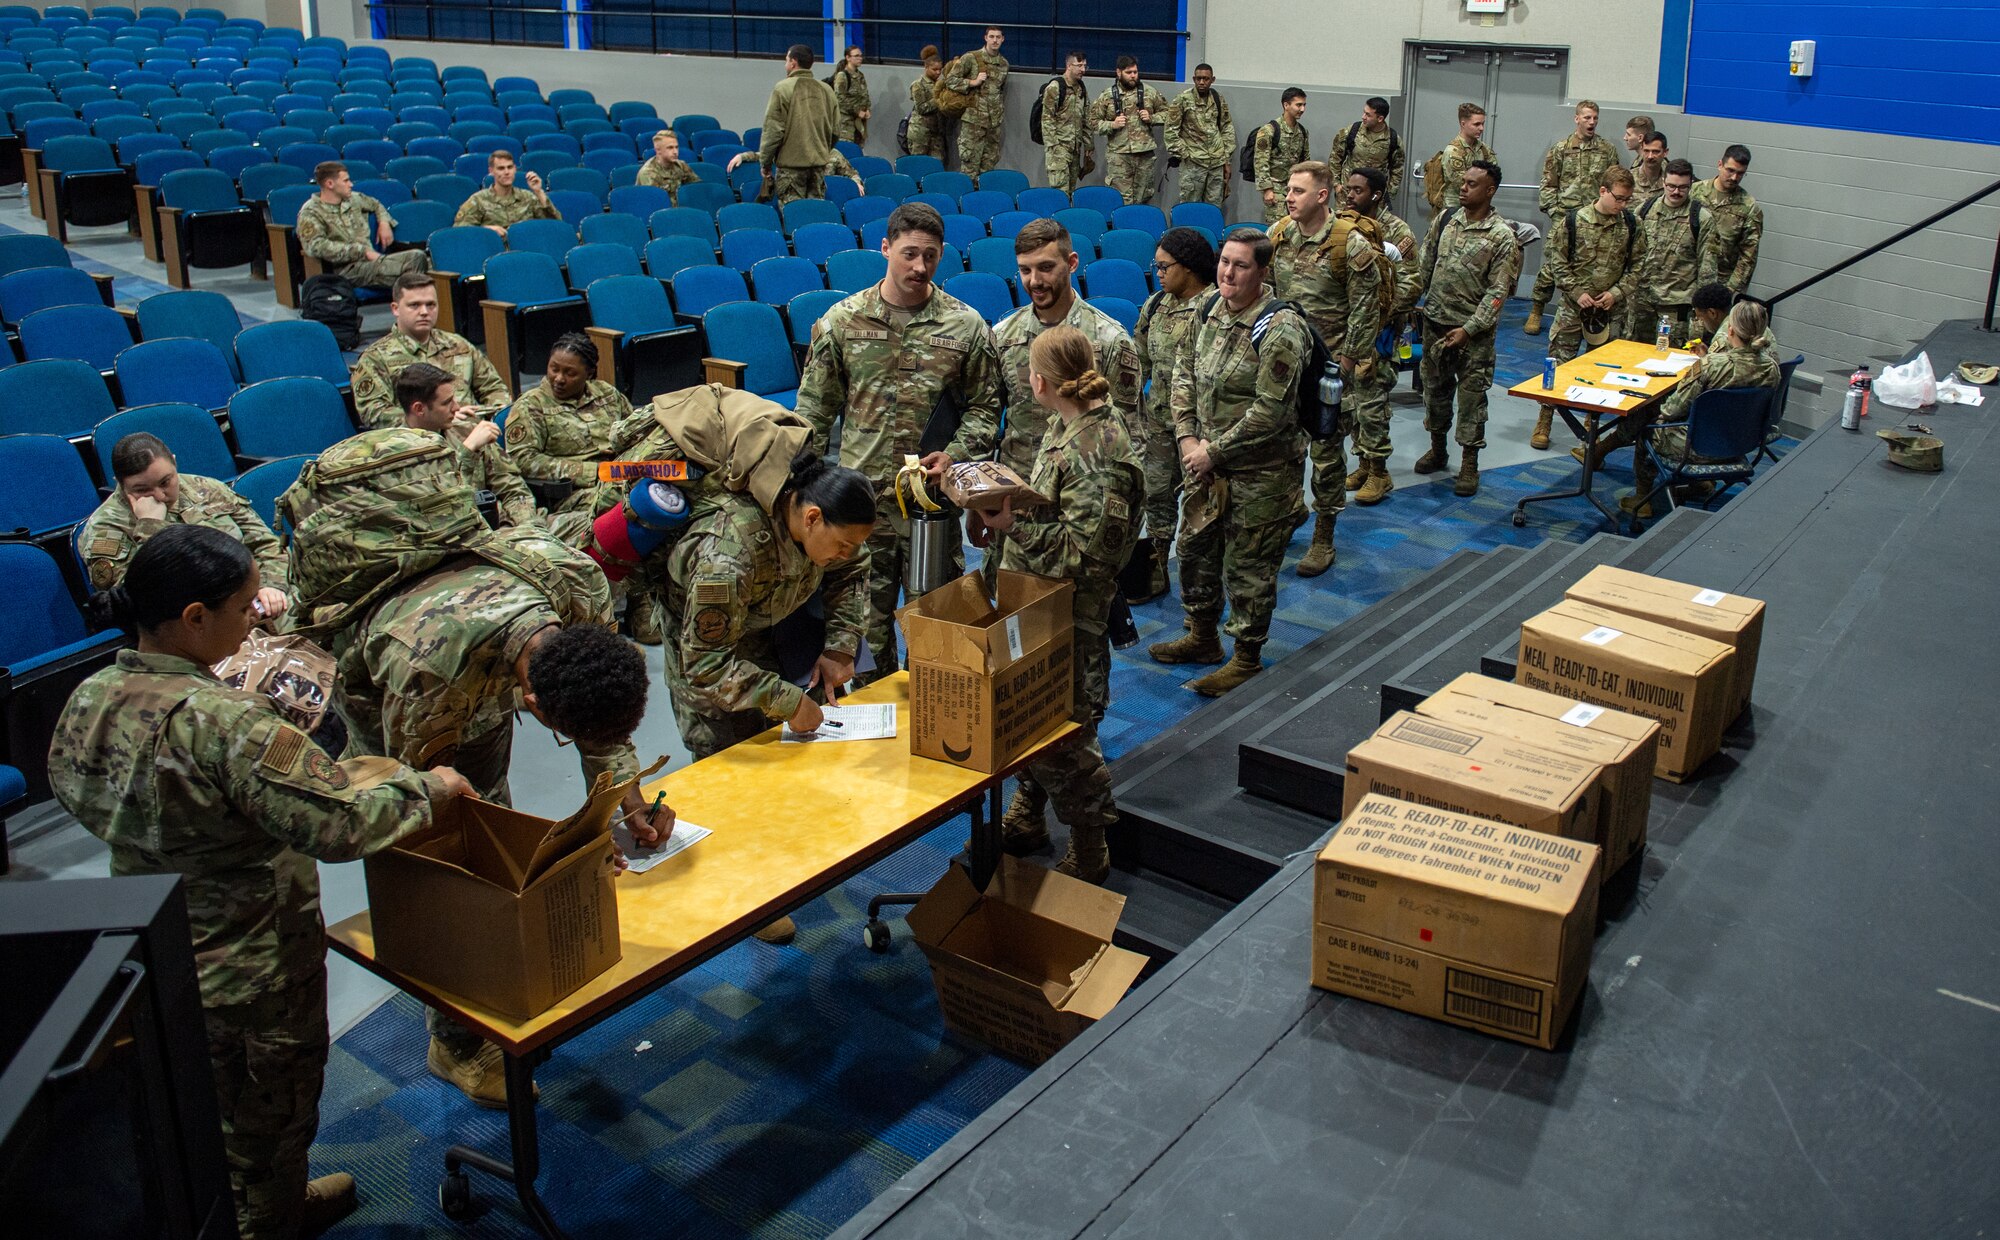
top-left (1313, 795), bottom-right (1600, 1050)
top-left (900, 570), bottom-right (1074, 773)
top-left (1342, 712), bottom-right (1601, 843)
top-left (1416, 674), bottom-right (1660, 880)
top-left (364, 763), bottom-right (644, 1020)
top-left (908, 856), bottom-right (1148, 1064)
top-left (1564, 564), bottom-right (1765, 722)
top-left (1517, 599), bottom-right (1736, 783)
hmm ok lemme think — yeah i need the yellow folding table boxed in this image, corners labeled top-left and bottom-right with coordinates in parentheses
top-left (1507, 339), bottom-right (1692, 530)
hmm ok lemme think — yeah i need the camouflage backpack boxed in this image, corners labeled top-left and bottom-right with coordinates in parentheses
top-left (278, 428), bottom-right (491, 638)
top-left (933, 55), bottom-right (974, 118)
top-left (1422, 149), bottom-right (1449, 211)
top-left (1273, 210), bottom-right (1398, 323)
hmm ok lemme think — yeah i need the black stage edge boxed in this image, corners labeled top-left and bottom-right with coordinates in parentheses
top-left (837, 320), bottom-right (2000, 1239)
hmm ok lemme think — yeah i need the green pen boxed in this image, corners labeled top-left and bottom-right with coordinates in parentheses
top-left (648, 790), bottom-right (665, 817)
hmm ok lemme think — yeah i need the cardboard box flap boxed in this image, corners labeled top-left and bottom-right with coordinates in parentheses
top-left (1530, 600), bottom-right (1734, 674)
top-left (1064, 942), bottom-right (1148, 1020)
top-left (905, 860), bottom-right (983, 947)
top-left (933, 896), bottom-right (1112, 1006)
top-left (521, 754), bottom-right (666, 885)
top-left (1568, 565), bottom-right (1763, 632)
top-left (985, 855), bottom-right (1128, 943)
top-left (1434, 674), bottom-right (1661, 745)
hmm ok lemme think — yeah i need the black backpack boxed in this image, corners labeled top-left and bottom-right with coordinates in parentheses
top-left (1637, 194), bottom-right (1704, 253)
top-left (1336, 120), bottom-right (1399, 170)
top-left (1564, 205), bottom-right (1639, 269)
top-left (300, 273), bottom-right (360, 350)
top-left (1028, 76), bottom-right (1069, 146)
top-left (1239, 119), bottom-right (1309, 180)
top-left (1199, 292), bottom-right (1342, 441)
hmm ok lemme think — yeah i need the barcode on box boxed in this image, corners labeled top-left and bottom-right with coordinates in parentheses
top-left (1560, 703), bottom-right (1605, 727)
top-left (1387, 716), bottom-right (1481, 755)
top-left (1582, 625), bottom-right (1622, 646)
top-left (1446, 991), bottom-right (1544, 1037)
top-left (1446, 965), bottom-right (1542, 1013)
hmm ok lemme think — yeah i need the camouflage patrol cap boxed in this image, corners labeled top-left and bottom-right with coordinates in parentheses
top-left (1957, 362), bottom-right (1997, 385)
top-left (1876, 429), bottom-right (1943, 472)
top-left (1580, 306), bottom-right (1614, 346)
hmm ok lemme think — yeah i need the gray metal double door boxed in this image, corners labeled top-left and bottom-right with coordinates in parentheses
top-left (1400, 42), bottom-right (1569, 296)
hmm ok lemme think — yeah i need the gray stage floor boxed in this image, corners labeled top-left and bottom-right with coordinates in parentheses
top-left (834, 321), bottom-right (2000, 1239)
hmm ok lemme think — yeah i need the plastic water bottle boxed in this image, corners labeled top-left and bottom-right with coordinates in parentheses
top-left (1840, 366), bottom-right (1869, 431)
top-left (1656, 314), bottom-right (1672, 350)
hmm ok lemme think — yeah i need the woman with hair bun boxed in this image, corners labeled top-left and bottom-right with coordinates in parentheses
top-left (906, 45), bottom-right (947, 157)
top-left (973, 324), bottom-right (1144, 883)
top-left (48, 524), bottom-right (472, 1240)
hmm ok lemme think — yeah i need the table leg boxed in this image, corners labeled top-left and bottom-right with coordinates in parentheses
top-left (1513, 409), bottom-right (1621, 530)
top-left (439, 1048), bottom-right (570, 1239)
top-left (863, 781), bottom-right (1007, 951)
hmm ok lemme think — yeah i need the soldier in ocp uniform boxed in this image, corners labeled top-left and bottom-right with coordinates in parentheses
top-left (1414, 159), bottom-right (1519, 497)
top-left (1338, 165), bottom-right (1420, 505)
top-left (503, 331), bottom-right (637, 510)
top-left (1164, 63), bottom-right (1234, 208)
top-left (351, 269), bottom-right (512, 429)
top-left (832, 45), bottom-right (871, 145)
top-left (1525, 100), bottom-right (1618, 335)
top-left (50, 525), bottom-right (476, 1240)
top-left (1433, 103), bottom-right (1495, 213)
top-left (754, 42), bottom-right (839, 205)
top-left (637, 128), bottom-right (701, 202)
top-left (1251, 88), bottom-right (1311, 224)
top-left (1092, 57), bottom-right (1168, 205)
top-left (905, 47), bottom-right (946, 159)
top-left (1622, 299), bottom-right (1781, 517)
top-left (794, 203), bottom-right (1004, 682)
top-left (948, 27), bottom-right (1009, 180)
top-left (1039, 52), bottom-right (1091, 194)
top-left (80, 432), bottom-right (292, 615)
top-left (974, 327), bottom-right (1143, 882)
top-left (452, 150), bottom-right (558, 234)
top-left (1131, 226), bottom-right (1216, 600)
top-left (1546, 164), bottom-right (1646, 364)
top-left (392, 362), bottom-right (538, 529)
top-left (1619, 158), bottom-right (1717, 353)
top-left (1692, 143), bottom-right (1764, 294)
top-left (1149, 229), bottom-right (1309, 697)
top-left (1631, 130), bottom-right (1669, 205)
top-left (295, 160), bottom-right (428, 290)
top-left (1328, 96), bottom-right (1405, 197)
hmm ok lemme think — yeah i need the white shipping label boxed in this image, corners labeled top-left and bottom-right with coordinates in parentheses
top-left (1004, 614), bottom-right (1024, 661)
top-left (1561, 703), bottom-right (1606, 727)
top-left (1692, 588), bottom-right (1726, 607)
top-left (1582, 626), bottom-right (1622, 646)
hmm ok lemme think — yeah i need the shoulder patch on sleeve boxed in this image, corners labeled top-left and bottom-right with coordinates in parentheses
top-left (260, 725), bottom-right (309, 775)
top-left (695, 579), bottom-right (732, 604)
top-left (89, 537), bottom-right (122, 559)
top-left (304, 746), bottom-right (348, 788)
top-left (693, 606), bottom-right (732, 644)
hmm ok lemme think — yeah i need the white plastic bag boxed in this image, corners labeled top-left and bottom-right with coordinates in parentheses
top-left (1875, 352), bottom-right (1938, 409)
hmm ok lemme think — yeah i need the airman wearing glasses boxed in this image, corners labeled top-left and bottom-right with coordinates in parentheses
top-left (1545, 164), bottom-right (1647, 368)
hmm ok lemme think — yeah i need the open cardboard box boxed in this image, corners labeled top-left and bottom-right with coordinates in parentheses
top-left (900, 570), bottom-right (1075, 773)
top-left (908, 856), bottom-right (1147, 1064)
top-left (364, 760), bottom-right (658, 1020)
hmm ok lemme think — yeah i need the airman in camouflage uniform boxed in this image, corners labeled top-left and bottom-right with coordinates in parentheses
top-left (654, 490), bottom-right (869, 756)
top-left (1335, 167), bottom-right (1419, 503)
top-left (947, 29), bottom-right (1010, 180)
top-left (991, 362), bottom-right (1142, 882)
top-left (503, 374), bottom-right (634, 507)
top-left (756, 51), bottom-right (838, 205)
top-left (1329, 99), bottom-right (1405, 196)
top-left (1131, 230), bottom-right (1212, 594)
top-left (1624, 303), bottom-right (1780, 515)
top-left (795, 244), bottom-right (1003, 680)
top-left (1269, 163), bottom-right (1384, 571)
top-left (351, 311), bottom-right (511, 430)
top-left (1150, 232), bottom-right (1309, 696)
top-left (1414, 159), bottom-right (1519, 495)
top-left (1252, 91), bottom-right (1311, 223)
top-left (51, 643), bottom-right (451, 1240)
top-left (452, 165), bottom-right (558, 232)
top-left (1039, 57), bottom-right (1092, 194)
top-left (1527, 101), bottom-right (1618, 333)
top-left (1164, 66), bottom-right (1234, 207)
top-left (1433, 105), bottom-right (1494, 212)
top-left (637, 130), bottom-right (701, 201)
top-left (1631, 130), bottom-right (1669, 205)
top-left (1623, 160), bottom-right (1718, 349)
top-left (1546, 165), bottom-right (1646, 363)
top-left (1092, 60), bottom-right (1168, 205)
top-left (1692, 145), bottom-right (1763, 293)
top-left (386, 360), bottom-right (537, 528)
top-left (832, 47), bottom-right (871, 145)
top-left (295, 164), bottom-right (428, 290)
top-left (906, 54), bottom-right (946, 159)
top-left (81, 471), bottom-right (288, 594)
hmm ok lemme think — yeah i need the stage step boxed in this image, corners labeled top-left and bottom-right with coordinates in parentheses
top-left (1105, 867), bottom-right (1243, 974)
top-left (1113, 546), bottom-right (1527, 901)
top-left (1236, 534), bottom-right (1642, 820)
top-left (1377, 507), bottom-right (1713, 722)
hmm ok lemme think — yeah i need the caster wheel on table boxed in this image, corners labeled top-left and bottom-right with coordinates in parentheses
top-left (861, 920), bottom-right (892, 953)
top-left (439, 1170), bottom-right (474, 1220)
top-left (1511, 512), bottom-right (1526, 528)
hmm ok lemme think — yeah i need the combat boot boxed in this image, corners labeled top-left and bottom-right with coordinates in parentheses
top-left (428, 1038), bottom-right (536, 1110)
top-left (1413, 433), bottom-right (1450, 473)
top-left (627, 594), bottom-right (663, 646)
top-left (1295, 513), bottom-right (1337, 578)
top-left (1344, 462), bottom-right (1368, 491)
top-left (302, 1172), bottom-right (357, 1238)
top-left (1149, 615), bottom-right (1224, 664)
top-left (1454, 448), bottom-right (1481, 497)
top-left (1001, 783), bottom-right (1051, 855)
top-left (1524, 302), bottom-right (1545, 335)
top-left (1188, 643), bottom-right (1263, 696)
top-left (1053, 821), bottom-right (1110, 885)
top-left (1530, 409), bottom-right (1554, 450)
top-left (1353, 459), bottom-right (1394, 506)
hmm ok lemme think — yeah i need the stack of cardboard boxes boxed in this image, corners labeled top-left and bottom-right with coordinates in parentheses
top-left (1313, 568), bottom-right (1766, 1049)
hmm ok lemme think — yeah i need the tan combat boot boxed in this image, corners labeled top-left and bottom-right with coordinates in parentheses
top-left (1524, 302), bottom-right (1545, 335)
top-left (1001, 783), bottom-right (1051, 855)
top-left (1053, 821), bottom-right (1110, 885)
top-left (627, 594), bottom-right (664, 646)
top-left (1295, 513), bottom-right (1337, 577)
top-left (302, 1172), bottom-right (358, 1238)
top-left (1453, 448), bottom-right (1481, 497)
top-left (1353, 459), bottom-right (1394, 505)
top-left (1530, 409), bottom-right (1554, 450)
top-left (1149, 615), bottom-right (1224, 664)
top-left (1188, 642), bottom-right (1264, 697)
top-left (1344, 462), bottom-right (1368, 491)
top-left (429, 1038), bottom-right (536, 1110)
top-left (1413, 433), bottom-right (1450, 473)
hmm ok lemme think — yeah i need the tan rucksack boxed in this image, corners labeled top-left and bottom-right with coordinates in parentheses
top-left (1272, 210), bottom-right (1398, 323)
top-left (933, 54), bottom-right (976, 118)
top-left (1423, 149), bottom-right (1449, 211)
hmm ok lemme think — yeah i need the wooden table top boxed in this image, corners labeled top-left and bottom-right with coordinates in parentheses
top-left (327, 673), bottom-right (1080, 1055)
top-left (1507, 338), bottom-right (1696, 416)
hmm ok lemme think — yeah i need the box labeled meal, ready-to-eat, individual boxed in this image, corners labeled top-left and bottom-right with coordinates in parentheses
top-left (908, 856), bottom-right (1148, 1064)
top-left (1564, 565), bottom-right (1765, 722)
top-left (1342, 712), bottom-right (1601, 843)
top-left (900, 570), bottom-right (1074, 773)
top-left (364, 759), bottom-right (659, 1020)
top-left (1415, 674), bottom-right (1660, 879)
top-left (1312, 795), bottom-right (1600, 1050)
top-left (1517, 599), bottom-right (1736, 782)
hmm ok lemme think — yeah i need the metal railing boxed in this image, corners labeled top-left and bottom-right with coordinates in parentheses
top-left (365, 1), bottom-right (821, 55)
top-left (1751, 174), bottom-right (2000, 333)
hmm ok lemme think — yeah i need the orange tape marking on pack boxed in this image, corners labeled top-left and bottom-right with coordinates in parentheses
top-left (597, 460), bottom-right (695, 483)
